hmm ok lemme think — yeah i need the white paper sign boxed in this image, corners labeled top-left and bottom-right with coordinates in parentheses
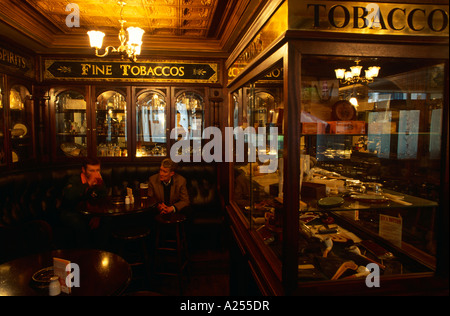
top-left (53, 257), bottom-right (71, 294)
top-left (379, 214), bottom-right (402, 248)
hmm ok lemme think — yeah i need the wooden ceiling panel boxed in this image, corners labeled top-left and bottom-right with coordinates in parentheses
top-left (0, 0), bottom-right (262, 57)
top-left (25, 0), bottom-right (219, 37)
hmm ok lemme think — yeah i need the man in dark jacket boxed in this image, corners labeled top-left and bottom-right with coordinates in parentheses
top-left (61, 157), bottom-right (108, 247)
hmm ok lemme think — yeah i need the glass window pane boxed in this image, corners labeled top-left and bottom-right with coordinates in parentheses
top-left (10, 85), bottom-right (33, 163)
top-left (136, 91), bottom-right (167, 157)
top-left (96, 91), bottom-right (127, 157)
top-left (174, 92), bottom-right (204, 152)
top-left (55, 90), bottom-right (87, 158)
top-left (299, 56), bottom-right (444, 282)
top-left (232, 62), bottom-right (284, 247)
top-left (0, 82), bottom-right (5, 166)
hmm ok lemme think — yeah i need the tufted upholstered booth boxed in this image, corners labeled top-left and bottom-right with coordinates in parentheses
top-left (0, 162), bottom-right (223, 263)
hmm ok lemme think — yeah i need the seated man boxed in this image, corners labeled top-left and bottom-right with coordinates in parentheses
top-left (148, 158), bottom-right (190, 215)
top-left (60, 157), bottom-right (108, 248)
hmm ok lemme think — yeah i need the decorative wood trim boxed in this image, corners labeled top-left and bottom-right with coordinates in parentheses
top-left (226, 204), bottom-right (284, 296)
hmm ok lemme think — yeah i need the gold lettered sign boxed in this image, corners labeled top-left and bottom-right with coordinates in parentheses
top-left (0, 44), bottom-right (34, 78)
top-left (44, 59), bottom-right (219, 83)
top-left (289, 1), bottom-right (449, 36)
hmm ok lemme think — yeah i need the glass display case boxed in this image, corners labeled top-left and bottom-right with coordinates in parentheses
top-left (0, 76), bottom-right (5, 166)
top-left (135, 89), bottom-right (167, 158)
top-left (295, 56), bottom-right (444, 285)
top-left (47, 85), bottom-right (213, 162)
top-left (228, 45), bottom-right (447, 295)
top-left (54, 89), bottom-right (88, 159)
top-left (8, 84), bottom-right (34, 164)
top-left (232, 63), bottom-right (284, 229)
top-left (96, 90), bottom-right (128, 157)
top-left (174, 91), bottom-right (205, 157)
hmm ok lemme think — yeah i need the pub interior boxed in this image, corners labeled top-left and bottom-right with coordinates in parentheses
top-left (0, 0), bottom-right (448, 297)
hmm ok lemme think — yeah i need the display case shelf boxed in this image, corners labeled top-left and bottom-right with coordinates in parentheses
top-left (6, 82), bottom-right (35, 165)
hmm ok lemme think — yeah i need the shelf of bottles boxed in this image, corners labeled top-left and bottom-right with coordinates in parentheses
top-left (9, 85), bottom-right (33, 163)
top-left (55, 90), bottom-right (88, 158)
top-left (0, 82), bottom-right (5, 166)
top-left (96, 91), bottom-right (128, 157)
top-left (175, 92), bottom-right (204, 157)
top-left (136, 91), bottom-right (167, 157)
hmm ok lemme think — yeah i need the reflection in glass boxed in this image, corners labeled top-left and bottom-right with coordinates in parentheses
top-left (233, 93), bottom-right (239, 128)
top-left (175, 92), bottom-right (204, 138)
top-left (96, 91), bottom-right (127, 157)
top-left (301, 58), bottom-right (445, 191)
top-left (136, 91), bottom-right (167, 157)
top-left (55, 90), bottom-right (87, 158)
top-left (174, 92), bottom-right (204, 157)
top-left (9, 85), bottom-right (33, 163)
top-left (232, 62), bottom-right (284, 237)
top-left (0, 85), bottom-right (5, 165)
top-left (300, 56), bottom-right (444, 265)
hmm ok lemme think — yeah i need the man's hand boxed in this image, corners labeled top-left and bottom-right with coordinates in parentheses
top-left (158, 203), bottom-right (175, 215)
top-left (88, 175), bottom-right (103, 187)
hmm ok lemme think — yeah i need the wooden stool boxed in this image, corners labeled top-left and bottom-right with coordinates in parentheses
top-left (154, 212), bottom-right (189, 295)
top-left (113, 225), bottom-right (151, 283)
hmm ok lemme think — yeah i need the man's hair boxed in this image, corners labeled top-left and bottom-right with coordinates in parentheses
top-left (82, 157), bottom-right (101, 169)
top-left (161, 158), bottom-right (177, 172)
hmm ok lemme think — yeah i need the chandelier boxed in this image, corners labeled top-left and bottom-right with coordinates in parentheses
top-left (335, 60), bottom-right (380, 85)
top-left (87, 2), bottom-right (145, 62)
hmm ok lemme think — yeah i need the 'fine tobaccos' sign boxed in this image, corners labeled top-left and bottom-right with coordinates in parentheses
top-left (44, 60), bottom-right (219, 83)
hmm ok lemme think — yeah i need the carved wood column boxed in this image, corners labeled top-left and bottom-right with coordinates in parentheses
top-left (209, 97), bottom-right (223, 128)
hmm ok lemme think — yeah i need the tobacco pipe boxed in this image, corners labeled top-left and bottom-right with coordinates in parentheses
top-left (331, 261), bottom-right (358, 280)
top-left (346, 245), bottom-right (386, 270)
top-left (343, 266), bottom-right (371, 279)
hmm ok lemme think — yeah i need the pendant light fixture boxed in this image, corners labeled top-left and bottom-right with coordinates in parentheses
top-left (87, 2), bottom-right (145, 62)
top-left (335, 60), bottom-right (380, 85)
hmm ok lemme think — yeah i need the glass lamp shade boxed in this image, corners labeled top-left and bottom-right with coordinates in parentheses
top-left (127, 27), bottom-right (145, 46)
top-left (350, 65), bottom-right (362, 77)
top-left (345, 71), bottom-right (353, 81)
top-left (87, 31), bottom-right (105, 49)
top-left (368, 66), bottom-right (380, 78)
top-left (335, 69), bottom-right (346, 79)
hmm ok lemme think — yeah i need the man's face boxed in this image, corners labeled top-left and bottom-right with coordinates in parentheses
top-left (83, 164), bottom-right (101, 180)
top-left (159, 166), bottom-right (174, 183)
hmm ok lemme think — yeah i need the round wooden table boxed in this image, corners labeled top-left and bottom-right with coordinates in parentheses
top-left (79, 196), bottom-right (157, 216)
top-left (0, 249), bottom-right (131, 296)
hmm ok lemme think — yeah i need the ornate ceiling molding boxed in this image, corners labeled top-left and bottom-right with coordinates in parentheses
top-left (0, 0), bottom-right (262, 57)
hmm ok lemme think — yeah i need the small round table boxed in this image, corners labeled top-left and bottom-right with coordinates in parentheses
top-left (79, 196), bottom-right (157, 217)
top-left (0, 249), bottom-right (132, 296)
